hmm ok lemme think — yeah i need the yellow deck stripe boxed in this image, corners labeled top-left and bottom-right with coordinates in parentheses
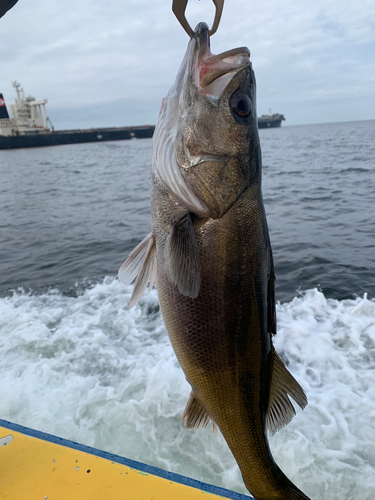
top-left (0, 422), bottom-right (251, 500)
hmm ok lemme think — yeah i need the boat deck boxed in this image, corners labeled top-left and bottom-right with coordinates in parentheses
top-left (0, 418), bottom-right (252, 500)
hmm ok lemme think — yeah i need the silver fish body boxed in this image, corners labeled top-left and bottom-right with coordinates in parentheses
top-left (120, 23), bottom-right (310, 500)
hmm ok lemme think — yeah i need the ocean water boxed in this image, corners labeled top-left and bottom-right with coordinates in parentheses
top-left (0, 120), bottom-right (374, 499)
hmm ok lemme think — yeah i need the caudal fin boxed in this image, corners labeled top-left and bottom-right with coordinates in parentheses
top-left (247, 479), bottom-right (311, 500)
top-left (283, 484), bottom-right (311, 500)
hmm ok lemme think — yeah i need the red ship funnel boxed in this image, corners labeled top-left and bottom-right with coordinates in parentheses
top-left (0, 93), bottom-right (10, 120)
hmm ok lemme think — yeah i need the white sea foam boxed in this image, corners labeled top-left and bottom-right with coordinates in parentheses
top-left (0, 280), bottom-right (374, 499)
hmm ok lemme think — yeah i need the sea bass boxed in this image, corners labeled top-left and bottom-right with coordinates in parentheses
top-left (119, 23), bottom-right (310, 500)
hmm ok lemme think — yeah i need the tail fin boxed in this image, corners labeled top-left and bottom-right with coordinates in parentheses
top-left (0, 93), bottom-right (10, 120)
top-left (249, 483), bottom-right (311, 500)
top-left (244, 469), bottom-right (311, 500)
top-left (283, 485), bottom-right (311, 500)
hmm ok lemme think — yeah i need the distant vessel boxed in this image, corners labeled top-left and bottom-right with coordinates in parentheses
top-left (0, 82), bottom-right (154, 149)
top-left (258, 109), bottom-right (285, 129)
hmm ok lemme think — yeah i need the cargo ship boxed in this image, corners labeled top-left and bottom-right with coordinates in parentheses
top-left (258, 110), bottom-right (285, 129)
top-left (0, 82), bottom-right (155, 149)
top-left (1, 83), bottom-right (285, 149)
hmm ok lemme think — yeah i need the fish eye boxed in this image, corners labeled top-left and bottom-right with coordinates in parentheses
top-left (230, 93), bottom-right (252, 118)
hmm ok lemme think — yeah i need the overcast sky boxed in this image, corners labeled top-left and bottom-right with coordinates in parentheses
top-left (1, 0), bottom-right (374, 129)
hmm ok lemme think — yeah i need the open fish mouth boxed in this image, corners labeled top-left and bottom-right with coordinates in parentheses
top-left (198, 47), bottom-right (250, 88)
top-left (193, 23), bottom-right (250, 96)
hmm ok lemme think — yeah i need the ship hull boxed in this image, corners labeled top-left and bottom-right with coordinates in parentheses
top-left (258, 119), bottom-right (283, 129)
top-left (0, 125), bottom-right (155, 149)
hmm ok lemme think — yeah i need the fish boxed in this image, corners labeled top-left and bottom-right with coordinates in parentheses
top-left (119, 22), bottom-right (310, 500)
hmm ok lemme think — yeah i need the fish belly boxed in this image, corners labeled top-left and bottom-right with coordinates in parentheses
top-left (153, 180), bottom-right (286, 495)
top-left (151, 174), bottom-right (310, 499)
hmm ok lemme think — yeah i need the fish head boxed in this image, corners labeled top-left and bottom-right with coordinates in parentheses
top-left (153, 22), bottom-right (261, 219)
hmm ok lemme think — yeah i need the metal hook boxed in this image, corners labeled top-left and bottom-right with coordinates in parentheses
top-left (172, 0), bottom-right (224, 38)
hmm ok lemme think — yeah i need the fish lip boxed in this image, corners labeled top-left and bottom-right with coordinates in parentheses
top-left (202, 47), bottom-right (251, 67)
top-left (193, 23), bottom-right (250, 90)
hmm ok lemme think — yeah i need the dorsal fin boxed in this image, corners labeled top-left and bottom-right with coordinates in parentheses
top-left (118, 233), bottom-right (157, 308)
top-left (182, 392), bottom-right (217, 433)
top-left (266, 350), bottom-right (308, 436)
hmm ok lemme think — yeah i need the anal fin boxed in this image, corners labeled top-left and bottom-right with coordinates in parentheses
top-left (165, 214), bottom-right (201, 299)
top-left (182, 392), bottom-right (217, 433)
top-left (266, 350), bottom-right (308, 436)
top-left (118, 233), bottom-right (157, 308)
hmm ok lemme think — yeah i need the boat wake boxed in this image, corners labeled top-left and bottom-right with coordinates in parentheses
top-left (0, 278), bottom-right (374, 499)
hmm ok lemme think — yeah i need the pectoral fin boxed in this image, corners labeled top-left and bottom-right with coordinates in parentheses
top-left (183, 392), bottom-right (217, 433)
top-left (266, 350), bottom-right (308, 436)
top-left (165, 214), bottom-right (201, 299)
top-left (118, 233), bottom-right (157, 308)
